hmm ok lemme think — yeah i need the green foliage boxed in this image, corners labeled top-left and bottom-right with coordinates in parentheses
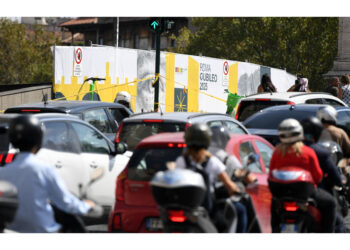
top-left (175, 17), bottom-right (339, 91)
top-left (0, 18), bottom-right (61, 85)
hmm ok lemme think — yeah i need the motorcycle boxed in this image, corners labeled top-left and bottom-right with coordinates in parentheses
top-left (150, 168), bottom-right (246, 233)
top-left (0, 180), bottom-right (18, 233)
top-left (268, 166), bottom-right (322, 233)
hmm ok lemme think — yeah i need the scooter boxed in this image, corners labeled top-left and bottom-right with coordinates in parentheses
top-left (268, 166), bottom-right (322, 233)
top-left (0, 180), bottom-right (18, 233)
top-left (150, 168), bottom-right (244, 233)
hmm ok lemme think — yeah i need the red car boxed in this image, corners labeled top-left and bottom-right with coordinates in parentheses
top-left (108, 132), bottom-right (274, 233)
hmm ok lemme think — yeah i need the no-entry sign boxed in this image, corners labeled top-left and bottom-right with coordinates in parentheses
top-left (75, 48), bottom-right (83, 64)
top-left (73, 47), bottom-right (83, 76)
top-left (223, 61), bottom-right (229, 86)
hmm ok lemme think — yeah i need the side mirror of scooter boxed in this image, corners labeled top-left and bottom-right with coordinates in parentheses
top-left (113, 142), bottom-right (128, 155)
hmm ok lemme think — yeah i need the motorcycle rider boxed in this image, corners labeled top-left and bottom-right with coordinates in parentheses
top-left (175, 123), bottom-right (248, 233)
top-left (269, 118), bottom-right (337, 233)
top-left (116, 91), bottom-right (133, 113)
top-left (300, 116), bottom-right (344, 232)
top-left (0, 115), bottom-right (95, 233)
top-left (317, 105), bottom-right (350, 156)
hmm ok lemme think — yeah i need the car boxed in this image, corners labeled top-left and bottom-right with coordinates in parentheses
top-left (0, 113), bottom-right (131, 220)
top-left (235, 92), bottom-right (347, 122)
top-left (108, 132), bottom-right (274, 233)
top-left (243, 104), bottom-right (350, 145)
top-left (4, 100), bottom-right (132, 141)
top-left (115, 112), bottom-right (249, 152)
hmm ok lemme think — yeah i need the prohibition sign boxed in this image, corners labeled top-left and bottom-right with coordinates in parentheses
top-left (75, 48), bottom-right (83, 64)
top-left (223, 61), bottom-right (229, 75)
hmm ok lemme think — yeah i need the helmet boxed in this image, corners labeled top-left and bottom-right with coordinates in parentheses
top-left (9, 115), bottom-right (44, 151)
top-left (318, 141), bottom-right (343, 165)
top-left (116, 91), bottom-right (131, 104)
top-left (300, 116), bottom-right (323, 142)
top-left (184, 123), bottom-right (212, 149)
top-left (210, 125), bottom-right (230, 149)
top-left (316, 106), bottom-right (337, 125)
top-left (278, 118), bottom-right (304, 144)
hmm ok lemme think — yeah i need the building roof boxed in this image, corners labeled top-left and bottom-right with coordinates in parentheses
top-left (59, 18), bottom-right (98, 27)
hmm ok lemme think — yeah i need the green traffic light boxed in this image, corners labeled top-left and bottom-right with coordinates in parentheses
top-left (150, 20), bottom-right (159, 30)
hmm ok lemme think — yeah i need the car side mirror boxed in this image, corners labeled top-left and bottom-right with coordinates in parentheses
top-left (114, 142), bottom-right (128, 155)
top-left (248, 152), bottom-right (259, 164)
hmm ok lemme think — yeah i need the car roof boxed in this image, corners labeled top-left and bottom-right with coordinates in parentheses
top-left (5, 100), bottom-right (126, 113)
top-left (241, 91), bottom-right (337, 101)
top-left (125, 112), bottom-right (234, 123)
top-left (136, 132), bottom-right (185, 148)
top-left (0, 113), bottom-right (80, 122)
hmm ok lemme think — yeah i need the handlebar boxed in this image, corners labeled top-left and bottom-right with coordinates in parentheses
top-left (83, 77), bottom-right (106, 83)
top-left (86, 204), bottom-right (104, 218)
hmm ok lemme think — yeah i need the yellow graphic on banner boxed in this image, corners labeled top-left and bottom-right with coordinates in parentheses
top-left (187, 56), bottom-right (199, 112)
top-left (229, 62), bottom-right (239, 94)
top-left (165, 53), bottom-right (175, 112)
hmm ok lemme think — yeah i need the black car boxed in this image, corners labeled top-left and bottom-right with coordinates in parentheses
top-left (243, 104), bottom-right (350, 145)
top-left (116, 112), bottom-right (249, 151)
top-left (5, 101), bottom-right (132, 141)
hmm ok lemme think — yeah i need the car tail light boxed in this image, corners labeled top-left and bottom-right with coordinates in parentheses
top-left (185, 123), bottom-right (192, 130)
top-left (168, 210), bottom-right (187, 223)
top-left (0, 154), bottom-right (3, 163)
top-left (168, 143), bottom-right (186, 148)
top-left (177, 143), bottom-right (186, 148)
top-left (287, 101), bottom-right (295, 105)
top-left (5, 153), bottom-right (14, 164)
top-left (235, 102), bottom-right (242, 120)
top-left (255, 98), bottom-right (271, 101)
top-left (116, 169), bottom-right (127, 201)
top-left (283, 201), bottom-right (299, 212)
top-left (143, 119), bottom-right (163, 123)
top-left (285, 219), bottom-right (296, 223)
top-left (112, 213), bottom-right (122, 230)
top-left (168, 143), bottom-right (174, 148)
top-left (115, 122), bottom-right (124, 143)
top-left (20, 109), bottom-right (41, 112)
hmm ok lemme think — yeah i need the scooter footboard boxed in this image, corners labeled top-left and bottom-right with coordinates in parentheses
top-left (212, 198), bottom-right (237, 233)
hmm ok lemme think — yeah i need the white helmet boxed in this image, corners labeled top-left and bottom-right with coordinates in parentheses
top-left (116, 91), bottom-right (131, 103)
top-left (316, 106), bottom-right (337, 124)
top-left (278, 118), bottom-right (304, 144)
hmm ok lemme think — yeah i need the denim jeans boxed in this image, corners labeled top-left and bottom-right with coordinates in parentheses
top-left (233, 201), bottom-right (248, 233)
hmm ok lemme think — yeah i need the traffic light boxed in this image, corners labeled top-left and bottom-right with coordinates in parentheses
top-left (149, 18), bottom-right (161, 31)
top-left (149, 18), bottom-right (175, 32)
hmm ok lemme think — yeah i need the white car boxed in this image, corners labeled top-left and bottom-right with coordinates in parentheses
top-left (236, 92), bottom-right (347, 121)
top-left (0, 113), bottom-right (130, 214)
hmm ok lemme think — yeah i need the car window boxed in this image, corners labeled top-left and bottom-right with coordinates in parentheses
top-left (207, 121), bottom-right (222, 127)
top-left (119, 122), bottom-right (186, 151)
top-left (109, 108), bottom-right (130, 126)
top-left (237, 100), bottom-right (288, 121)
top-left (244, 110), bottom-right (315, 129)
top-left (42, 121), bottom-right (80, 153)
top-left (323, 98), bottom-right (343, 106)
top-left (337, 111), bottom-right (350, 130)
top-left (223, 121), bottom-right (246, 134)
top-left (83, 108), bottom-right (113, 134)
top-left (70, 122), bottom-right (110, 154)
top-left (127, 148), bottom-right (184, 181)
top-left (238, 141), bottom-right (262, 173)
top-left (255, 140), bottom-right (273, 173)
top-left (0, 125), bottom-right (9, 151)
top-left (305, 99), bottom-right (323, 104)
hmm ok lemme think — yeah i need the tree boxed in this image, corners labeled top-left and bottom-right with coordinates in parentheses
top-left (0, 18), bottom-right (60, 85)
top-left (175, 17), bottom-right (338, 91)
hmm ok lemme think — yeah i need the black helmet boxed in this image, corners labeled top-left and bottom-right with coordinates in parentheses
top-left (300, 116), bottom-right (323, 142)
top-left (210, 125), bottom-right (230, 149)
top-left (9, 115), bottom-right (44, 151)
top-left (184, 123), bottom-right (212, 149)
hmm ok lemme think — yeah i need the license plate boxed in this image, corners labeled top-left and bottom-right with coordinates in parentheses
top-left (281, 223), bottom-right (298, 233)
top-left (146, 218), bottom-right (163, 231)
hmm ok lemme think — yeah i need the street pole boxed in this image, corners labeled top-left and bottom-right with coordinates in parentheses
top-left (153, 21), bottom-right (161, 112)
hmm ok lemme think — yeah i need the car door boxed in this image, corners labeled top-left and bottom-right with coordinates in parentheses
top-left (69, 121), bottom-right (129, 207)
top-left (37, 120), bottom-right (89, 197)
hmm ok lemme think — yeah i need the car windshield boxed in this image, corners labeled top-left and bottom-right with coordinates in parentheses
top-left (238, 100), bottom-right (288, 121)
top-left (244, 110), bottom-right (316, 129)
top-left (120, 122), bottom-right (186, 151)
top-left (127, 147), bottom-right (184, 181)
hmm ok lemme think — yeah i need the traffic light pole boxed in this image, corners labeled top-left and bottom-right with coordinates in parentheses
top-left (153, 25), bottom-right (161, 112)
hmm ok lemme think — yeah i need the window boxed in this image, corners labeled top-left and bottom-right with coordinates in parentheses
top-left (109, 108), bottom-right (130, 126)
top-left (70, 122), bottom-right (110, 154)
top-left (323, 98), bottom-right (343, 106)
top-left (127, 148), bottom-right (183, 181)
top-left (207, 121), bottom-right (222, 127)
top-left (238, 141), bottom-right (262, 173)
top-left (255, 141), bottom-right (273, 173)
top-left (83, 108), bottom-right (113, 134)
top-left (305, 99), bottom-right (323, 104)
top-left (223, 121), bottom-right (246, 134)
top-left (337, 111), bottom-right (350, 131)
top-left (42, 122), bottom-right (80, 153)
top-left (238, 100), bottom-right (287, 121)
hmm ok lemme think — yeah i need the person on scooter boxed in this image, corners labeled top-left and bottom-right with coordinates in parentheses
top-left (300, 116), bottom-right (344, 233)
top-left (116, 91), bottom-right (133, 113)
top-left (175, 123), bottom-right (248, 233)
top-left (317, 105), bottom-right (350, 156)
top-left (269, 118), bottom-right (337, 233)
top-left (0, 115), bottom-right (95, 233)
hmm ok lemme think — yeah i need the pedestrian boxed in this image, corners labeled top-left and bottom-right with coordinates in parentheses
top-left (324, 77), bottom-right (340, 97)
top-left (287, 76), bottom-right (311, 92)
top-left (257, 74), bottom-right (277, 93)
top-left (0, 115), bottom-right (95, 233)
top-left (338, 74), bottom-right (350, 106)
